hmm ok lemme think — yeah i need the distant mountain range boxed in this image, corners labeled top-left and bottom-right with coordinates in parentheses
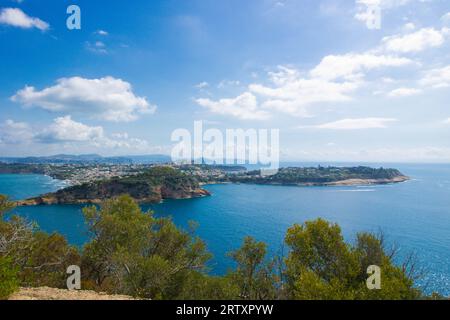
top-left (0, 154), bottom-right (172, 165)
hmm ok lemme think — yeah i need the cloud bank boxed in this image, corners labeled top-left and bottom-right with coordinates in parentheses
top-left (12, 76), bottom-right (156, 122)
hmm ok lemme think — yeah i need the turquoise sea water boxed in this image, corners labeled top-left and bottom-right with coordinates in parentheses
top-left (1, 164), bottom-right (449, 296)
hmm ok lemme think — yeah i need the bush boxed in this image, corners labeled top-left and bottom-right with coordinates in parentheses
top-left (1, 194), bottom-right (81, 290)
top-left (81, 195), bottom-right (211, 299)
top-left (284, 219), bottom-right (422, 300)
top-left (0, 257), bottom-right (19, 300)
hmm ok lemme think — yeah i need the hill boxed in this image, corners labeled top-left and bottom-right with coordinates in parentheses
top-left (0, 154), bottom-right (171, 165)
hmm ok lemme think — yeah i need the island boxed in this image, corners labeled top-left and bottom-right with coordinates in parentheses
top-left (11, 164), bottom-right (409, 206)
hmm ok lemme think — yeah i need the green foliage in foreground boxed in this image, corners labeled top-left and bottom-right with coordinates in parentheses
top-left (0, 195), bottom-right (81, 299)
top-left (0, 194), bottom-right (439, 300)
top-left (81, 195), bottom-right (211, 299)
top-left (0, 196), bottom-right (19, 299)
top-left (0, 257), bottom-right (18, 299)
top-left (284, 220), bottom-right (421, 300)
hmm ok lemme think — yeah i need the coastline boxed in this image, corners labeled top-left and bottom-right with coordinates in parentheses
top-left (15, 176), bottom-right (409, 206)
top-left (201, 175), bottom-right (410, 188)
top-left (5, 166), bottom-right (410, 207)
top-left (15, 187), bottom-right (211, 207)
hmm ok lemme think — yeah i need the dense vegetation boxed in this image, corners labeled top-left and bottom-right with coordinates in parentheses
top-left (0, 195), bottom-right (80, 299)
top-left (0, 193), bottom-right (444, 300)
top-left (227, 166), bottom-right (407, 185)
top-left (22, 167), bottom-right (209, 205)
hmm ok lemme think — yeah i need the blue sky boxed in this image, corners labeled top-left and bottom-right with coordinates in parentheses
top-left (0, 0), bottom-right (449, 162)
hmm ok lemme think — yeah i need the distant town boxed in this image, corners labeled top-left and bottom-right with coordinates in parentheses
top-left (0, 154), bottom-right (408, 188)
top-left (0, 154), bottom-right (247, 185)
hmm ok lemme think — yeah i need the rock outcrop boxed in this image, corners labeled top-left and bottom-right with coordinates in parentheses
top-left (17, 167), bottom-right (211, 206)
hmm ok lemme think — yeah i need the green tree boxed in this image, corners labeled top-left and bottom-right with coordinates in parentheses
top-left (81, 195), bottom-right (211, 299)
top-left (174, 272), bottom-right (240, 300)
top-left (0, 196), bottom-right (19, 299)
top-left (353, 232), bottom-right (421, 300)
top-left (0, 194), bottom-right (80, 289)
top-left (15, 232), bottom-right (80, 288)
top-left (284, 219), bottom-right (422, 300)
top-left (0, 256), bottom-right (18, 299)
top-left (228, 236), bottom-right (278, 300)
top-left (0, 195), bottom-right (15, 217)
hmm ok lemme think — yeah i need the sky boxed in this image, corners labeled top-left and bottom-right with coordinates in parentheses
top-left (0, 0), bottom-right (449, 162)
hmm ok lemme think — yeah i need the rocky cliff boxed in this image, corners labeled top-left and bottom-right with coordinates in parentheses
top-left (18, 167), bottom-right (210, 206)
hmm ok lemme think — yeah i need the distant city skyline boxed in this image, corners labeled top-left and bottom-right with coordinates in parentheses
top-left (1, 0), bottom-right (450, 162)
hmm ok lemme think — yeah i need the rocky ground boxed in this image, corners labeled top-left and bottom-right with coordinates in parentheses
top-left (9, 287), bottom-right (136, 300)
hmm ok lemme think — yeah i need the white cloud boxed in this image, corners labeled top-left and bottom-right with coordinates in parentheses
top-left (195, 53), bottom-right (413, 119)
top-left (35, 116), bottom-right (105, 143)
top-left (0, 120), bottom-right (33, 144)
top-left (249, 56), bottom-right (410, 116)
top-left (85, 41), bottom-right (108, 54)
top-left (420, 65), bottom-right (450, 88)
top-left (95, 30), bottom-right (108, 36)
top-left (382, 28), bottom-right (447, 53)
top-left (403, 22), bottom-right (416, 31)
top-left (310, 118), bottom-right (397, 130)
top-left (310, 53), bottom-right (413, 80)
top-left (250, 67), bottom-right (358, 117)
top-left (12, 76), bottom-right (156, 122)
top-left (382, 77), bottom-right (396, 83)
top-left (388, 87), bottom-right (422, 97)
top-left (217, 80), bottom-right (241, 89)
top-left (1, 116), bottom-right (152, 153)
top-left (354, 0), bottom-right (413, 29)
top-left (196, 92), bottom-right (270, 120)
top-left (443, 118), bottom-right (450, 124)
top-left (0, 8), bottom-right (49, 31)
top-left (37, 116), bottom-right (151, 150)
top-left (195, 82), bottom-right (209, 89)
top-left (35, 116), bottom-right (151, 150)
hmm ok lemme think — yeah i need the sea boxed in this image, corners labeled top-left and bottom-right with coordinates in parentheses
top-left (1, 162), bottom-right (449, 296)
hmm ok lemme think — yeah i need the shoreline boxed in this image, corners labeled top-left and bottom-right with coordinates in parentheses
top-left (201, 175), bottom-right (410, 188)
top-left (15, 176), bottom-right (410, 207)
top-left (8, 170), bottom-right (410, 207)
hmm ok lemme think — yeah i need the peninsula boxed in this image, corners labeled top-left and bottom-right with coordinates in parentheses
top-left (220, 166), bottom-right (410, 186)
top-left (17, 166), bottom-right (210, 206)
top-left (12, 164), bottom-right (409, 206)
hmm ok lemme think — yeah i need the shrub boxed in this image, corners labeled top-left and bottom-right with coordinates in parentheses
top-left (0, 257), bottom-right (19, 300)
